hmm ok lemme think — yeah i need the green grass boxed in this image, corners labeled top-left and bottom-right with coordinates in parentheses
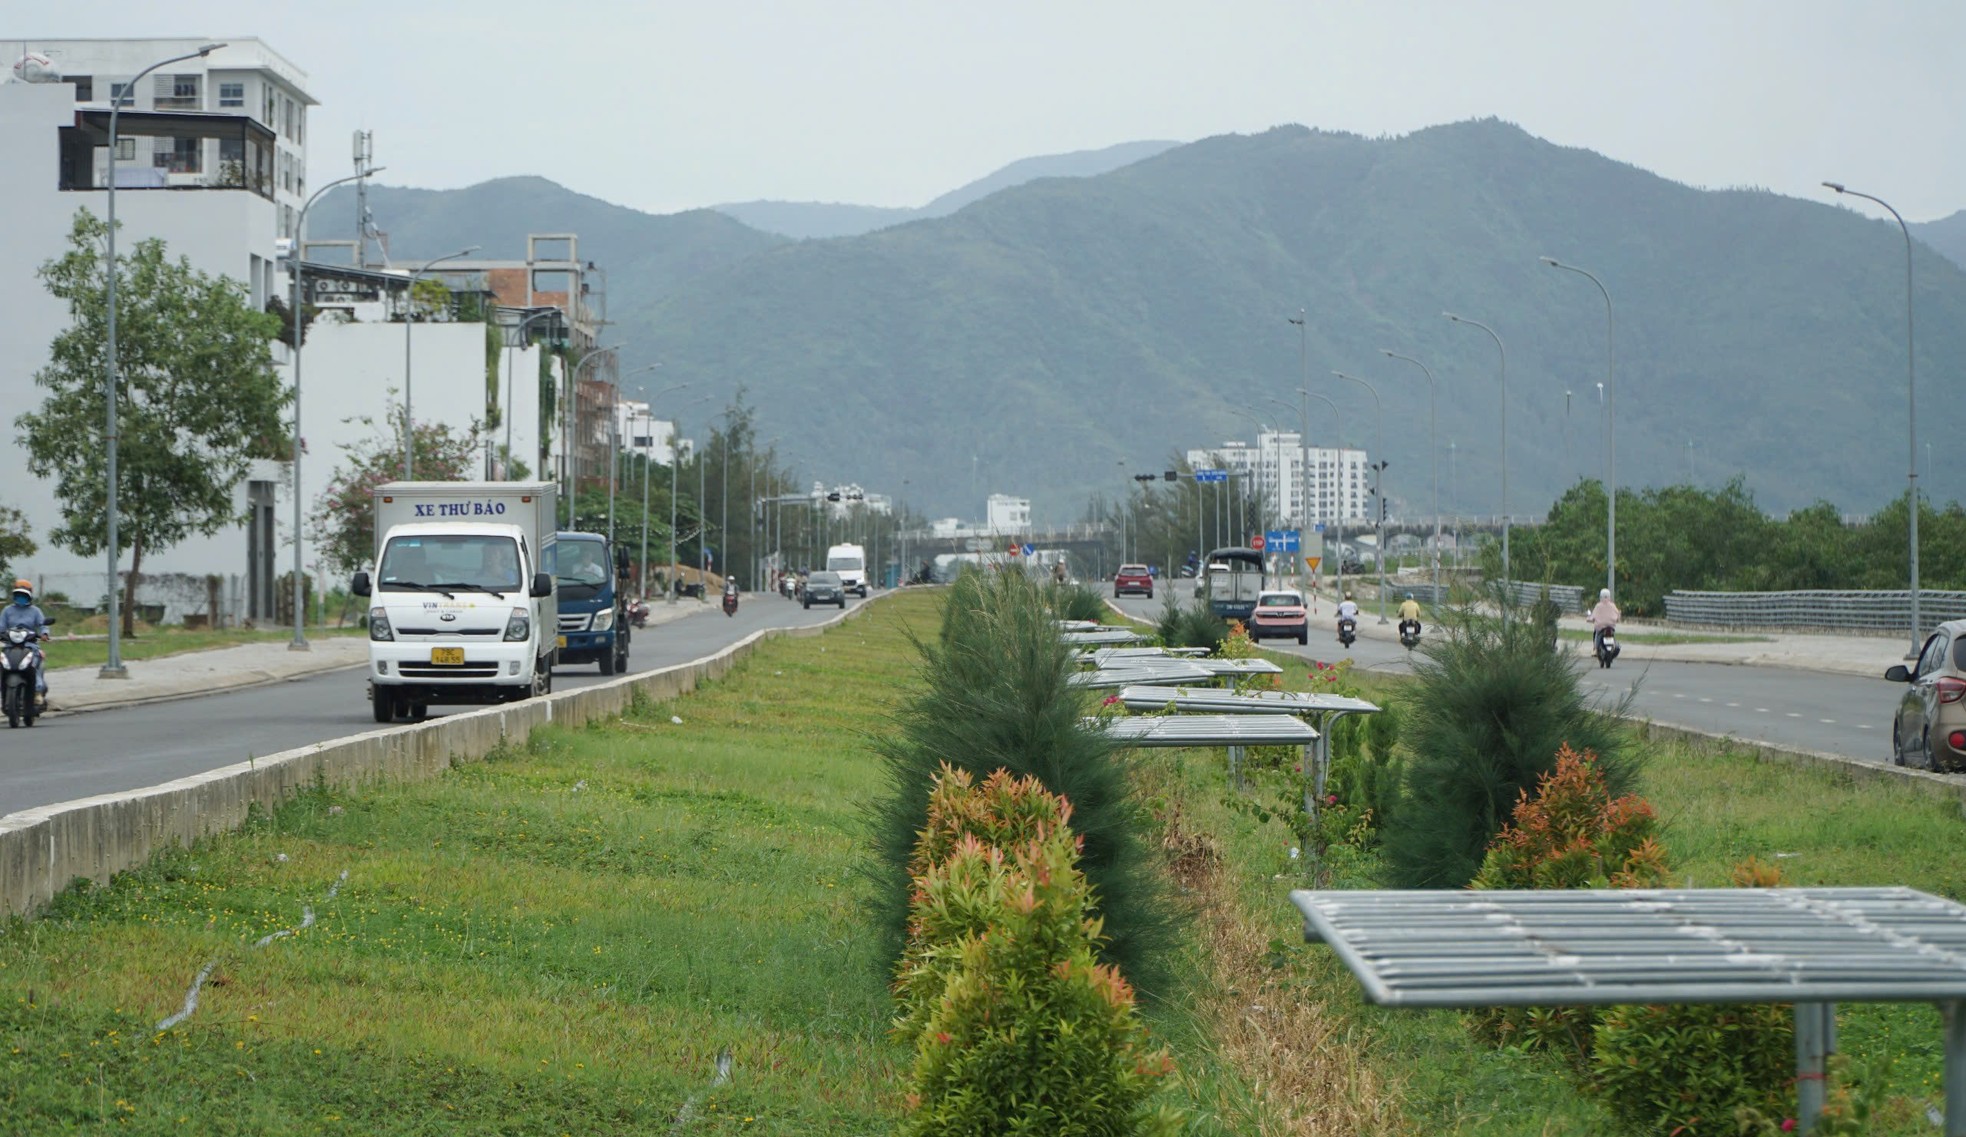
top-left (42, 625), bottom-right (366, 670)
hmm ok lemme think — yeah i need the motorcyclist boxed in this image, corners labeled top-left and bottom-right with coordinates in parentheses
top-left (1397, 592), bottom-right (1422, 626)
top-left (1335, 593), bottom-right (1360, 625)
top-left (1587, 587), bottom-right (1621, 655)
top-left (2, 580), bottom-right (50, 706)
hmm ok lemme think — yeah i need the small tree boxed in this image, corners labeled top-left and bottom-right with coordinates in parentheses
top-left (0, 507), bottom-right (35, 583)
top-left (16, 211), bottom-right (290, 636)
top-left (311, 400), bottom-right (483, 574)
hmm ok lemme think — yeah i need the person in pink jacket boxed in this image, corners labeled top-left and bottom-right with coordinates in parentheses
top-left (1586, 588), bottom-right (1621, 656)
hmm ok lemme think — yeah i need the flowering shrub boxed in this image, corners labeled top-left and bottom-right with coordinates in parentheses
top-left (894, 766), bottom-right (1180, 1136)
top-left (1470, 744), bottom-right (1669, 891)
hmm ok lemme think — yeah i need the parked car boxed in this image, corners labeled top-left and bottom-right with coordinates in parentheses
top-left (1248, 589), bottom-right (1309, 645)
top-left (1885, 619), bottom-right (1966, 772)
top-left (1113, 564), bottom-right (1154, 599)
top-left (803, 570), bottom-right (848, 609)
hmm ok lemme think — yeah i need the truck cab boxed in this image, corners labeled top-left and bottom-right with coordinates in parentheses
top-left (553, 531), bottom-right (630, 675)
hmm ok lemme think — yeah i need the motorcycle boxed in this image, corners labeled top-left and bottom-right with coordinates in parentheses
top-left (626, 598), bottom-right (650, 629)
top-left (1337, 616), bottom-right (1357, 649)
top-left (722, 586), bottom-right (740, 617)
top-left (1398, 618), bottom-right (1422, 651)
top-left (2, 621), bottom-right (51, 728)
top-left (1594, 626), bottom-right (1621, 669)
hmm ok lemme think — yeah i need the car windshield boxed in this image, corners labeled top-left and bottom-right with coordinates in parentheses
top-left (379, 534), bottom-right (522, 593)
top-left (827, 555), bottom-right (863, 572)
top-left (1259, 594), bottom-right (1302, 607)
top-left (1119, 565), bottom-right (1148, 576)
top-left (810, 572), bottom-right (841, 586)
top-left (554, 538), bottom-right (609, 599)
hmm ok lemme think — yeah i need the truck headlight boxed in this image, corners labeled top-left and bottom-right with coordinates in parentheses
top-left (369, 608), bottom-right (393, 641)
top-left (503, 607), bottom-right (530, 642)
top-left (591, 608), bottom-right (614, 632)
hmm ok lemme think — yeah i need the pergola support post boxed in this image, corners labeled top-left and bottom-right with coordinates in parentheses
top-left (1794, 1001), bottom-right (1834, 1134)
top-left (1944, 1000), bottom-right (1966, 1137)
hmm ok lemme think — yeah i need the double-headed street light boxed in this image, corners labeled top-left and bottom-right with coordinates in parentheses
top-left (1381, 349), bottom-right (1441, 606)
top-left (609, 365), bottom-right (664, 541)
top-left (1542, 256), bottom-right (1617, 603)
top-left (1297, 387), bottom-right (1344, 598)
top-left (563, 343), bottom-right (622, 523)
top-left (1444, 312), bottom-right (1509, 592)
top-left (101, 42), bottom-right (225, 678)
top-left (286, 166), bottom-right (384, 651)
top-left (1332, 371), bottom-right (1388, 623)
top-left (1823, 182), bottom-right (1920, 657)
top-left (402, 246), bottom-right (479, 478)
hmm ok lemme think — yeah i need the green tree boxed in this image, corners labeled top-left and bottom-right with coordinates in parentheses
top-left (16, 211), bottom-right (290, 636)
top-left (0, 507), bottom-right (35, 583)
top-left (311, 401), bottom-right (484, 573)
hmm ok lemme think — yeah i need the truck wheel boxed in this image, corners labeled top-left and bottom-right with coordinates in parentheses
top-left (371, 687), bottom-right (395, 723)
top-left (600, 645), bottom-right (617, 676)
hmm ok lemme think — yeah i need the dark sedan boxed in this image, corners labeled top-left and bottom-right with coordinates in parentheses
top-left (803, 570), bottom-right (848, 609)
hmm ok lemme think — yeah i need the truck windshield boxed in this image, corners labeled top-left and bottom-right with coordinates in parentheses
top-left (555, 538), bottom-right (611, 597)
top-left (827, 555), bottom-right (863, 572)
top-left (379, 534), bottom-right (522, 593)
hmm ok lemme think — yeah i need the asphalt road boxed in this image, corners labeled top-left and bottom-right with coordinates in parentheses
top-left (1106, 592), bottom-right (1901, 767)
top-left (0, 591), bottom-right (858, 818)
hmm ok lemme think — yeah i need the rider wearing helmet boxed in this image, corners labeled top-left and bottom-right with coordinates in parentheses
top-left (1587, 587), bottom-right (1621, 654)
top-left (1335, 592), bottom-right (1360, 623)
top-left (1397, 592), bottom-right (1422, 624)
top-left (2, 580), bottom-right (50, 703)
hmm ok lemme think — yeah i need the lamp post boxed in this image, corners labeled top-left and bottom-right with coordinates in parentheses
top-left (1823, 182), bottom-right (1920, 656)
top-left (101, 42), bottom-right (225, 678)
top-left (501, 308), bottom-right (558, 479)
top-left (667, 393), bottom-right (712, 603)
top-left (607, 364), bottom-right (662, 541)
top-left (1445, 312), bottom-right (1509, 592)
top-left (1288, 309), bottom-right (1315, 589)
top-left (1298, 387), bottom-right (1343, 600)
top-left (1541, 256), bottom-right (1617, 602)
top-left (562, 343), bottom-right (621, 523)
top-left (401, 246), bottom-right (478, 479)
top-left (750, 436), bottom-right (777, 591)
top-left (1332, 371), bottom-right (1388, 623)
top-left (1381, 349), bottom-right (1441, 606)
top-left (285, 167), bottom-right (381, 651)
top-left (1228, 408), bottom-right (1269, 546)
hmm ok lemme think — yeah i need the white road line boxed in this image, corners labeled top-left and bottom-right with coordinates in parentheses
top-left (1673, 693), bottom-right (1685, 699)
top-left (1699, 697), bottom-right (1713, 703)
top-left (1787, 713), bottom-right (1801, 718)
top-left (1756, 708), bottom-right (1770, 713)
top-left (1820, 719), bottom-right (1837, 725)
top-left (1726, 702), bottom-right (1740, 707)
top-left (1857, 724), bottom-right (1873, 730)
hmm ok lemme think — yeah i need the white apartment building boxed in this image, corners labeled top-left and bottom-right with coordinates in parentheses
top-left (0, 40), bottom-right (312, 622)
top-left (987, 494), bottom-right (1032, 536)
top-left (616, 401), bottom-right (681, 466)
top-left (1187, 433), bottom-right (1371, 528)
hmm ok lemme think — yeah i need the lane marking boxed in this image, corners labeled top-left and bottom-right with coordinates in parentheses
top-left (1699, 697), bottom-right (1713, 704)
top-left (1726, 702), bottom-right (1740, 707)
top-left (1786, 712), bottom-right (1801, 718)
top-left (1820, 718), bottom-right (1837, 725)
top-left (1756, 707), bottom-right (1770, 713)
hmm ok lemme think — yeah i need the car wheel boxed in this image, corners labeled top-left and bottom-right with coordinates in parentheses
top-left (838, 598), bottom-right (847, 609)
top-left (1922, 728), bottom-right (1934, 771)
top-left (1892, 720), bottom-right (1906, 766)
top-left (1297, 630), bottom-right (1307, 645)
top-left (1146, 590), bottom-right (1153, 599)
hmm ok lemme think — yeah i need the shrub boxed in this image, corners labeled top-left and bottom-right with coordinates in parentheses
top-left (1153, 595), bottom-right (1227, 651)
top-left (894, 825), bottom-right (1181, 1136)
top-left (867, 568), bottom-right (1175, 996)
top-left (1380, 596), bottom-right (1637, 888)
top-left (1049, 582), bottom-right (1108, 623)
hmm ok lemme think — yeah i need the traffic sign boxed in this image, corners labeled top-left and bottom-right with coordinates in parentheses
top-left (1264, 528), bottom-right (1302, 552)
top-left (1305, 556), bottom-right (1322, 571)
top-left (1250, 535), bottom-right (1266, 550)
top-left (1007, 544), bottom-right (1020, 556)
top-left (965, 537), bottom-right (987, 552)
top-left (1193, 469), bottom-right (1228, 483)
top-left (1021, 543), bottom-right (1035, 557)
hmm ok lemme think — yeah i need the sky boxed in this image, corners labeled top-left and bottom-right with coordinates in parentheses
top-left (22, 1), bottom-right (1966, 221)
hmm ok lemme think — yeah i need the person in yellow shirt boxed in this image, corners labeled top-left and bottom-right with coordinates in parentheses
top-left (1397, 593), bottom-right (1422, 624)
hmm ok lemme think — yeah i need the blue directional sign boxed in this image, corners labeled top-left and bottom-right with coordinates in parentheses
top-left (1021, 543), bottom-right (1035, 557)
top-left (1194, 469), bottom-right (1228, 483)
top-left (1264, 529), bottom-right (1302, 552)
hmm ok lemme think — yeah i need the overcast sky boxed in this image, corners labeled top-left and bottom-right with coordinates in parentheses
top-left (30, 1), bottom-right (1966, 221)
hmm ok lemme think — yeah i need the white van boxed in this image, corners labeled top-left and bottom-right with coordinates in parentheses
top-left (826, 543), bottom-right (868, 597)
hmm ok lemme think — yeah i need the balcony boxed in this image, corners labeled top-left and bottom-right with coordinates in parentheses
top-left (57, 107), bottom-right (276, 201)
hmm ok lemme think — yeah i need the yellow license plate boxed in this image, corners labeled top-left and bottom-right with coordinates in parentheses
top-left (430, 647), bottom-right (465, 666)
top-left (557, 635), bottom-right (568, 649)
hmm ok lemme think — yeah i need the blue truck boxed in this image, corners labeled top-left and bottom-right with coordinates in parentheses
top-left (553, 531), bottom-right (630, 675)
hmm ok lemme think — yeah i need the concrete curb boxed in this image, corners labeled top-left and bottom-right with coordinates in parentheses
top-left (0, 592), bottom-right (886, 919)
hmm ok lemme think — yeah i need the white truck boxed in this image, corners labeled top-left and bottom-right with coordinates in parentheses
top-left (826, 542), bottom-right (869, 597)
top-left (351, 481), bottom-right (559, 723)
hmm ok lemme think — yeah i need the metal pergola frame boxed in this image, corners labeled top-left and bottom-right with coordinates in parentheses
top-left (1098, 712), bottom-right (1319, 790)
top-left (1117, 686), bottom-right (1380, 816)
top-left (1291, 887), bottom-right (1966, 1134)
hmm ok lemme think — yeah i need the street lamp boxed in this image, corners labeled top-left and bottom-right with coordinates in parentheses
top-left (562, 343), bottom-right (621, 523)
top-left (1823, 182), bottom-right (1921, 656)
top-left (1228, 408), bottom-right (1269, 547)
top-left (1445, 312), bottom-right (1509, 592)
top-left (101, 41), bottom-right (225, 678)
top-left (750, 436), bottom-right (778, 591)
top-left (1332, 371), bottom-right (1388, 623)
top-left (1297, 387), bottom-right (1344, 599)
top-left (666, 392), bottom-right (712, 603)
top-left (1381, 349), bottom-right (1441, 606)
top-left (607, 364), bottom-right (662, 541)
top-left (285, 167), bottom-right (383, 651)
top-left (502, 308), bottom-right (559, 479)
top-left (402, 246), bottom-right (479, 478)
top-left (1541, 255), bottom-right (1617, 602)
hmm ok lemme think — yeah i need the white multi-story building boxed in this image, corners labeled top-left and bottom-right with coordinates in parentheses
top-left (987, 494), bottom-right (1031, 536)
top-left (0, 39), bottom-right (313, 622)
top-left (1187, 433), bottom-right (1371, 528)
top-left (616, 401), bottom-right (681, 466)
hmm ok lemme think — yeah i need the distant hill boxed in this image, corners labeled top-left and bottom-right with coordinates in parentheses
top-left (1914, 210), bottom-right (1966, 271)
top-left (338, 126), bottom-right (1966, 523)
top-left (313, 176), bottom-right (788, 310)
top-left (711, 139), bottom-right (1180, 239)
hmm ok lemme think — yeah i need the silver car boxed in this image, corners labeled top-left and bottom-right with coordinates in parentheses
top-left (1885, 619), bottom-right (1966, 772)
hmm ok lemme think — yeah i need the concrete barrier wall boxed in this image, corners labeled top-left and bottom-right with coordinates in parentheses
top-left (0, 602), bottom-right (872, 918)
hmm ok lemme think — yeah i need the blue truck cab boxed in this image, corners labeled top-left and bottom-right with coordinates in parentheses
top-left (553, 531), bottom-right (630, 675)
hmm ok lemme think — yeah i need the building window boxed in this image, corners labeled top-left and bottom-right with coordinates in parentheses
top-left (264, 87), bottom-right (276, 126)
top-left (153, 136), bottom-right (201, 174)
top-left (154, 73), bottom-right (200, 110)
top-left (218, 137), bottom-right (245, 186)
top-left (115, 137), bottom-right (136, 161)
top-left (71, 75), bottom-right (93, 101)
top-left (109, 81), bottom-right (135, 108)
top-left (219, 81), bottom-right (244, 108)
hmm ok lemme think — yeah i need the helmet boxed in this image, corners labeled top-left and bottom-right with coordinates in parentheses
top-left (10, 579), bottom-right (29, 601)
top-left (1600, 588), bottom-right (1612, 600)
top-left (1405, 592), bottom-right (1414, 600)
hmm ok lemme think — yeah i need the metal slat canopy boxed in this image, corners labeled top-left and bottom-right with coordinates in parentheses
top-left (1060, 629), bottom-right (1147, 646)
top-left (1189, 658), bottom-right (1284, 678)
top-left (1099, 713), bottom-right (1318, 748)
top-left (1068, 663), bottom-right (1217, 689)
top-left (1118, 686), bottom-right (1380, 715)
top-left (1291, 886), bottom-right (1966, 1136)
top-left (1081, 646), bottom-right (1212, 666)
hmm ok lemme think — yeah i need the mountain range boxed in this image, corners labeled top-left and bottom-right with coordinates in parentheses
top-left (321, 121), bottom-right (1966, 523)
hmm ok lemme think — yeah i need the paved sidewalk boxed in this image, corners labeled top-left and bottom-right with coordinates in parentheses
top-left (41, 597), bottom-right (712, 717)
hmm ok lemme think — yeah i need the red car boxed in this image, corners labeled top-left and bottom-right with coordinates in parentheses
top-left (1249, 589), bottom-right (1309, 645)
top-left (1113, 564), bottom-right (1154, 599)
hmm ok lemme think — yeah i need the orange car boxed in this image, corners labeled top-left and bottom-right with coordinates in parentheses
top-left (1249, 589), bottom-right (1308, 645)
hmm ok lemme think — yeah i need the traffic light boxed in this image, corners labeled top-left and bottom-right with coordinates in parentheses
top-left (1380, 498), bottom-right (1389, 523)
top-left (1164, 470), bottom-right (1178, 481)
